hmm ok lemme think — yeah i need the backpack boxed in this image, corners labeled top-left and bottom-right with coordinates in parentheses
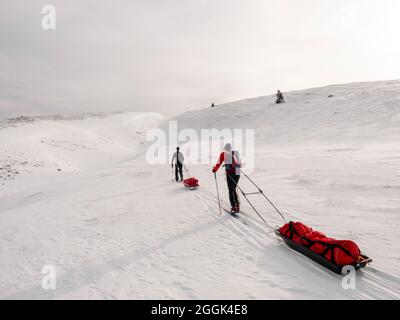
top-left (224, 151), bottom-right (241, 174)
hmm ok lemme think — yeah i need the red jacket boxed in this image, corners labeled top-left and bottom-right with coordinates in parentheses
top-left (213, 151), bottom-right (240, 174)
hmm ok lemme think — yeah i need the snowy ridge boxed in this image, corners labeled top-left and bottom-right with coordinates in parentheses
top-left (173, 80), bottom-right (400, 144)
top-left (1, 81), bottom-right (400, 299)
top-left (0, 112), bottom-right (163, 191)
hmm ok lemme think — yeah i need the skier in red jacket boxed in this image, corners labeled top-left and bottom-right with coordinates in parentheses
top-left (212, 143), bottom-right (241, 213)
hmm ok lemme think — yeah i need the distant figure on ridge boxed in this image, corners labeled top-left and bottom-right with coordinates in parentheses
top-left (276, 90), bottom-right (285, 104)
top-left (211, 103), bottom-right (215, 108)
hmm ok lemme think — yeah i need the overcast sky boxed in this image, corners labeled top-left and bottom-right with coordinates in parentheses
top-left (1, 0), bottom-right (400, 117)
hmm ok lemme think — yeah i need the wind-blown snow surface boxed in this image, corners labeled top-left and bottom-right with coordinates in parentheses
top-left (1, 81), bottom-right (400, 299)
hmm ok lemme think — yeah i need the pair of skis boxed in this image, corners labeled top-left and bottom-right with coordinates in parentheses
top-left (221, 207), bottom-right (249, 227)
top-left (222, 208), bottom-right (240, 219)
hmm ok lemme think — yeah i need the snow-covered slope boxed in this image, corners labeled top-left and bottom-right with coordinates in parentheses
top-left (1, 81), bottom-right (400, 299)
top-left (173, 80), bottom-right (400, 144)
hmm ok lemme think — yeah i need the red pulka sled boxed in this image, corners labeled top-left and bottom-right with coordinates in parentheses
top-left (276, 221), bottom-right (372, 274)
top-left (183, 177), bottom-right (199, 191)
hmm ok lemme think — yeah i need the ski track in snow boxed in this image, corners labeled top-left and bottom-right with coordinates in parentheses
top-left (1, 81), bottom-right (400, 299)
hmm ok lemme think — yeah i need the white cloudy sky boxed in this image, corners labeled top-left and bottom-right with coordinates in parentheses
top-left (1, 0), bottom-right (400, 117)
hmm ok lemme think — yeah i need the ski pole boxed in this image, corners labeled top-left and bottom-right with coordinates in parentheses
top-left (171, 165), bottom-right (175, 182)
top-left (214, 173), bottom-right (222, 215)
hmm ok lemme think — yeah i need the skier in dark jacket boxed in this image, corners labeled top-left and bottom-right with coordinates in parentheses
top-left (171, 147), bottom-right (184, 182)
top-left (212, 143), bottom-right (241, 213)
top-left (276, 90), bottom-right (285, 104)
